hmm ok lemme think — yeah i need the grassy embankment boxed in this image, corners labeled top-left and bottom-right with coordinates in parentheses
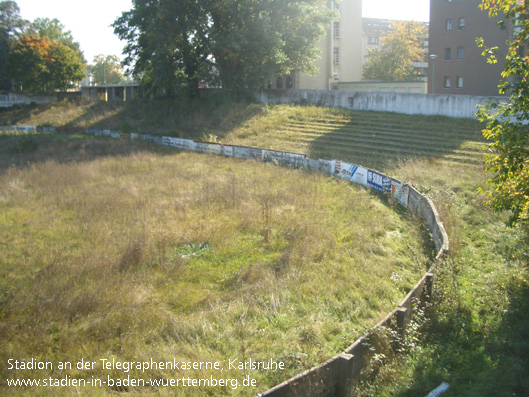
top-left (0, 102), bottom-right (431, 395)
top-left (1, 97), bottom-right (528, 395)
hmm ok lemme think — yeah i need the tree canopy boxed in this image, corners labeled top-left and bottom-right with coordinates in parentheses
top-left (477, 0), bottom-right (529, 226)
top-left (7, 34), bottom-right (85, 92)
top-left (362, 21), bottom-right (427, 81)
top-left (88, 54), bottom-right (128, 85)
top-left (25, 17), bottom-right (85, 62)
top-left (1, 1), bottom-right (86, 92)
top-left (113, 0), bottom-right (335, 95)
top-left (0, 0), bottom-right (26, 89)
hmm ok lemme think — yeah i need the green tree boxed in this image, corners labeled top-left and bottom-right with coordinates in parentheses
top-left (363, 21), bottom-right (427, 81)
top-left (7, 34), bottom-right (85, 92)
top-left (47, 40), bottom-right (85, 90)
top-left (477, 0), bottom-right (529, 226)
top-left (25, 17), bottom-right (85, 62)
top-left (0, 0), bottom-right (26, 89)
top-left (88, 54), bottom-right (127, 85)
top-left (113, 0), bottom-right (335, 95)
top-left (7, 34), bottom-right (49, 92)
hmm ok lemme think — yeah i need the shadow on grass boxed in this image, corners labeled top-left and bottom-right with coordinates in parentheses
top-left (397, 258), bottom-right (529, 396)
top-left (0, 102), bottom-right (61, 125)
top-left (63, 94), bottom-right (264, 140)
top-left (0, 131), bottom-right (179, 174)
top-left (1, 93), bottom-right (265, 142)
top-left (305, 111), bottom-right (486, 172)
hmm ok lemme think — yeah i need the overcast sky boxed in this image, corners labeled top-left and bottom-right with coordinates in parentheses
top-left (13, 0), bottom-right (430, 65)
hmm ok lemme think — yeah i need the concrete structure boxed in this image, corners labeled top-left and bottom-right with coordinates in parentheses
top-left (338, 80), bottom-right (427, 94)
top-left (428, 0), bottom-right (510, 95)
top-left (80, 84), bottom-right (139, 102)
top-left (289, 0), bottom-right (363, 90)
top-left (0, 92), bottom-right (57, 108)
top-left (254, 88), bottom-right (503, 119)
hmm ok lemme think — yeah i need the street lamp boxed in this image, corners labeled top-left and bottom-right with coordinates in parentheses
top-left (429, 54), bottom-right (438, 94)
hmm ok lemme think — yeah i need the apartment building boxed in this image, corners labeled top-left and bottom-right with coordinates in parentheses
top-left (428, 0), bottom-right (511, 95)
top-left (288, 0), bottom-right (363, 90)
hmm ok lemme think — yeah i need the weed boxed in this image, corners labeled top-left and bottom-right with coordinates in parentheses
top-left (199, 133), bottom-right (221, 143)
top-left (11, 133), bottom-right (39, 154)
top-left (119, 120), bottom-right (135, 132)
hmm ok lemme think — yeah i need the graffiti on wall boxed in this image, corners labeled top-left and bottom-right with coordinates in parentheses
top-left (232, 146), bottom-right (264, 161)
top-left (162, 136), bottom-right (196, 151)
top-left (264, 150), bottom-right (307, 168)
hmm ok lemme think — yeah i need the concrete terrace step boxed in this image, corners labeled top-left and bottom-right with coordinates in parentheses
top-left (300, 138), bottom-right (485, 165)
top-left (286, 116), bottom-right (484, 135)
top-left (277, 125), bottom-right (486, 155)
top-left (284, 120), bottom-right (484, 142)
top-left (273, 128), bottom-right (486, 159)
top-left (279, 126), bottom-right (485, 151)
top-left (307, 146), bottom-right (483, 169)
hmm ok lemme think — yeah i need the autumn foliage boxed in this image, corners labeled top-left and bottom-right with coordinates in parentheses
top-left (7, 34), bottom-right (85, 92)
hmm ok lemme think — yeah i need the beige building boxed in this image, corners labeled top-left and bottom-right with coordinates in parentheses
top-left (289, 0), bottom-right (363, 90)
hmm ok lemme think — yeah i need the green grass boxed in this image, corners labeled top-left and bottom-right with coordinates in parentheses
top-left (1, 97), bottom-right (527, 396)
top-left (0, 131), bottom-right (431, 395)
top-left (347, 158), bottom-right (529, 396)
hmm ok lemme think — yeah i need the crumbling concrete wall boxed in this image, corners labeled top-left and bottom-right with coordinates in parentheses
top-left (255, 88), bottom-right (502, 119)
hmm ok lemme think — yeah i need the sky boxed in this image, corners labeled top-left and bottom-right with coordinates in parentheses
top-left (13, 0), bottom-right (430, 65)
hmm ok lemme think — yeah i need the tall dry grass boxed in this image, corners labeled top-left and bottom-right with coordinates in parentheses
top-left (0, 133), bottom-right (431, 395)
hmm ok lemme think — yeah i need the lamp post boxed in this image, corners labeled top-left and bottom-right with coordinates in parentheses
top-left (429, 54), bottom-right (438, 94)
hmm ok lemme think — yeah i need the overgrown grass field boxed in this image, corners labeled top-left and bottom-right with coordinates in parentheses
top-left (1, 97), bottom-right (528, 395)
top-left (0, 131), bottom-right (431, 395)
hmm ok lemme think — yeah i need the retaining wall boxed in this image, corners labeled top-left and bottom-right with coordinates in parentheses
top-left (254, 88), bottom-right (504, 119)
top-left (2, 125), bottom-right (449, 396)
top-left (0, 92), bottom-right (57, 108)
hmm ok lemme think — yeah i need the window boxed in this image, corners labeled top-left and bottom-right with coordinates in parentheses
top-left (457, 76), bottom-right (464, 88)
top-left (446, 19), bottom-right (452, 31)
top-left (332, 2), bottom-right (340, 11)
top-left (333, 47), bottom-right (340, 64)
top-left (444, 77), bottom-right (451, 88)
top-left (445, 47), bottom-right (452, 60)
top-left (333, 22), bottom-right (340, 38)
top-left (368, 36), bottom-right (379, 45)
top-left (458, 17), bottom-right (466, 30)
top-left (457, 46), bottom-right (464, 59)
top-left (276, 77), bottom-right (283, 89)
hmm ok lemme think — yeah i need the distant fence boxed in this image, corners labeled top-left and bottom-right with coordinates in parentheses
top-left (253, 88), bottom-right (504, 119)
top-left (1, 125), bottom-right (449, 396)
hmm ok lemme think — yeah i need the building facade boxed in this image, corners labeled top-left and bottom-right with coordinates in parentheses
top-left (428, 0), bottom-right (511, 95)
top-left (291, 0), bottom-right (363, 90)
